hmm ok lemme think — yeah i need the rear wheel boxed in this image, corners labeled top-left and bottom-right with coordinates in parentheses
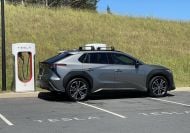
top-left (148, 76), bottom-right (168, 97)
top-left (66, 78), bottom-right (89, 101)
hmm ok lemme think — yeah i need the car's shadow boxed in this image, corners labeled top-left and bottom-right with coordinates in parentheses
top-left (38, 92), bottom-right (71, 102)
top-left (38, 90), bottom-right (174, 102)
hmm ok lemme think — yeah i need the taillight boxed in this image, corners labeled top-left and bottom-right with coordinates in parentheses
top-left (49, 64), bottom-right (66, 78)
top-left (54, 64), bottom-right (67, 67)
top-left (49, 64), bottom-right (67, 72)
top-left (50, 64), bottom-right (67, 69)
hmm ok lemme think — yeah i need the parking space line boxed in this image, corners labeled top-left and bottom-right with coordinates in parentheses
top-left (0, 113), bottom-right (14, 126)
top-left (77, 102), bottom-right (127, 119)
top-left (150, 98), bottom-right (190, 107)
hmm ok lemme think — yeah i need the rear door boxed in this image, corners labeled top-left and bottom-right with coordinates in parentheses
top-left (80, 52), bottom-right (115, 90)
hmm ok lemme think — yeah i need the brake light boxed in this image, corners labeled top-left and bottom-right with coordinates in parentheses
top-left (49, 64), bottom-right (66, 78)
top-left (50, 64), bottom-right (67, 69)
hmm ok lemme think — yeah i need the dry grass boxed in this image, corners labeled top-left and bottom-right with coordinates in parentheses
top-left (0, 5), bottom-right (189, 90)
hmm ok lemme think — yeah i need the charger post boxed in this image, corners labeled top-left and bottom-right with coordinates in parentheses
top-left (12, 43), bottom-right (36, 92)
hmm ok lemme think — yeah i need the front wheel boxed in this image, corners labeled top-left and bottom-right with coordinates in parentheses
top-left (66, 78), bottom-right (89, 101)
top-left (148, 76), bottom-right (168, 97)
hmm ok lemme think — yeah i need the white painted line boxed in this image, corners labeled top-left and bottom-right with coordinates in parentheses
top-left (0, 113), bottom-right (14, 126)
top-left (77, 102), bottom-right (127, 119)
top-left (150, 98), bottom-right (190, 107)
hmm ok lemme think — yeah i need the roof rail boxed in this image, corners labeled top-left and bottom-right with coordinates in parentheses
top-left (97, 46), bottom-right (115, 51)
top-left (79, 46), bottom-right (95, 51)
top-left (79, 46), bottom-right (115, 51)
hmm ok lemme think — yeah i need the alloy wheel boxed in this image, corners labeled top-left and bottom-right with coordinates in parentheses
top-left (68, 80), bottom-right (88, 101)
top-left (151, 77), bottom-right (168, 97)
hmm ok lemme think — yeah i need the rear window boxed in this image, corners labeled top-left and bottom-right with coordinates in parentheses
top-left (90, 53), bottom-right (109, 64)
top-left (43, 52), bottom-right (72, 64)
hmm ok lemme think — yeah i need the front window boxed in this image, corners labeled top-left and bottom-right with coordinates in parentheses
top-left (110, 53), bottom-right (135, 65)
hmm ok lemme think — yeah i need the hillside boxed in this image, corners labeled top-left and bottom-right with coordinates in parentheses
top-left (0, 5), bottom-right (190, 90)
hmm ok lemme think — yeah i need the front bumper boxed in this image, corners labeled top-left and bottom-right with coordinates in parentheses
top-left (167, 72), bottom-right (176, 91)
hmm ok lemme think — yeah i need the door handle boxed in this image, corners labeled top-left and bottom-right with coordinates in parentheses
top-left (115, 69), bottom-right (122, 72)
top-left (86, 68), bottom-right (94, 72)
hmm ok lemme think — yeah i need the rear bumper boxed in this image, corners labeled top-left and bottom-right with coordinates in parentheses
top-left (37, 79), bottom-right (65, 92)
top-left (37, 70), bottom-right (66, 92)
top-left (37, 80), bottom-right (55, 92)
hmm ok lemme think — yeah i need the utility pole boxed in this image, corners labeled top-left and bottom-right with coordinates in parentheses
top-left (1, 0), bottom-right (6, 91)
top-left (45, 0), bottom-right (48, 7)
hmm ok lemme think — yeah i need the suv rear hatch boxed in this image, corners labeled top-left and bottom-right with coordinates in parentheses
top-left (38, 52), bottom-right (72, 78)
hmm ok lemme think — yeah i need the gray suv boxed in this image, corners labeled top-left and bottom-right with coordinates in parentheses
top-left (38, 45), bottom-right (175, 101)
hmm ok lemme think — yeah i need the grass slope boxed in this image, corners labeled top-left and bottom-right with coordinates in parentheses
top-left (0, 5), bottom-right (190, 90)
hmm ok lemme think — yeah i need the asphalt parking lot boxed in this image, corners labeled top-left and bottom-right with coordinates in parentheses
top-left (0, 90), bottom-right (190, 133)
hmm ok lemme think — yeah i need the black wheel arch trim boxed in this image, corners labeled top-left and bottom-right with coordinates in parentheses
top-left (63, 71), bottom-right (93, 89)
top-left (146, 69), bottom-right (173, 90)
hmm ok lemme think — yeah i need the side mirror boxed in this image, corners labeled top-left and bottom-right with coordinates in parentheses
top-left (135, 60), bottom-right (140, 68)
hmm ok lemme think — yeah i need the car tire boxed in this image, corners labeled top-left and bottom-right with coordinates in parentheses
top-left (148, 76), bottom-right (168, 97)
top-left (66, 78), bottom-right (90, 101)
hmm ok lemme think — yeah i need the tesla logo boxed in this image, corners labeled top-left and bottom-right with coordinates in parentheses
top-left (17, 46), bottom-right (32, 50)
top-left (139, 110), bottom-right (190, 116)
top-left (33, 116), bottom-right (100, 123)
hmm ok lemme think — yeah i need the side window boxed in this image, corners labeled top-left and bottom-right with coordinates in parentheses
top-left (90, 53), bottom-right (109, 64)
top-left (84, 54), bottom-right (90, 63)
top-left (78, 54), bottom-right (86, 63)
top-left (79, 54), bottom-right (86, 63)
top-left (111, 53), bottom-right (135, 65)
top-left (78, 54), bottom-right (90, 63)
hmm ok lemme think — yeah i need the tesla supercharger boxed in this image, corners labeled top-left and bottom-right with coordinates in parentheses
top-left (12, 43), bottom-right (36, 92)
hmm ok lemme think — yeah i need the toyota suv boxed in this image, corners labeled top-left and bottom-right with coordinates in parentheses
top-left (38, 44), bottom-right (175, 101)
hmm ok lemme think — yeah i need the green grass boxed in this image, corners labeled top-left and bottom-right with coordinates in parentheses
top-left (0, 4), bottom-right (190, 90)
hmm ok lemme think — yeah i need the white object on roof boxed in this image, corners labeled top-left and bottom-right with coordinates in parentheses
top-left (84, 43), bottom-right (107, 50)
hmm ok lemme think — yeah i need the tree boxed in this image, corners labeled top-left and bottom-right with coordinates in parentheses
top-left (107, 5), bottom-right (112, 14)
top-left (70, 0), bottom-right (98, 10)
top-left (7, 0), bottom-right (99, 10)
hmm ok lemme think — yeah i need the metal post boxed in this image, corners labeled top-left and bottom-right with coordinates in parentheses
top-left (1, 0), bottom-right (6, 91)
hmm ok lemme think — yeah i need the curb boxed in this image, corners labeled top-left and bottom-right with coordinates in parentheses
top-left (0, 91), bottom-right (40, 99)
top-left (174, 87), bottom-right (190, 92)
top-left (0, 87), bottom-right (189, 99)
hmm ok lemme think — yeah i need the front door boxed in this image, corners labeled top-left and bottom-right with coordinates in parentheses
top-left (109, 53), bottom-right (141, 89)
